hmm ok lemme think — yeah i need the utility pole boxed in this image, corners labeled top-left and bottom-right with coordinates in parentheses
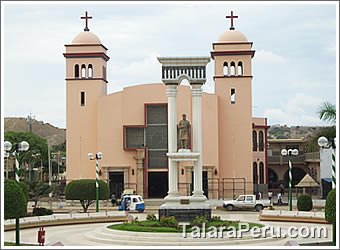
top-left (26, 111), bottom-right (35, 133)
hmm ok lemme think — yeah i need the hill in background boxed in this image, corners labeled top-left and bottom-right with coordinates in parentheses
top-left (4, 117), bottom-right (66, 146)
top-left (268, 125), bottom-right (328, 139)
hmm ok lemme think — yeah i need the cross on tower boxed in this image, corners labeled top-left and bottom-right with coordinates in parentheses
top-left (226, 11), bottom-right (238, 30)
top-left (81, 11), bottom-right (93, 31)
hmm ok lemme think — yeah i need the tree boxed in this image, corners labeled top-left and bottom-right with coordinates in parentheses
top-left (318, 101), bottom-right (336, 124)
top-left (325, 189), bottom-right (336, 246)
top-left (304, 126), bottom-right (336, 153)
top-left (4, 179), bottom-right (27, 219)
top-left (65, 179), bottom-right (110, 212)
top-left (25, 181), bottom-right (53, 207)
top-left (4, 131), bottom-right (48, 172)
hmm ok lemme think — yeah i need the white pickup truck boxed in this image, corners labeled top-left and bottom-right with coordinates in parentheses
top-left (223, 195), bottom-right (270, 212)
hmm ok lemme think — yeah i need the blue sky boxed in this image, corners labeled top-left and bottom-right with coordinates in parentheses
top-left (2, 1), bottom-right (338, 129)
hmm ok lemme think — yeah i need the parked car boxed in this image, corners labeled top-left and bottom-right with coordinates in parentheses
top-left (223, 195), bottom-right (269, 212)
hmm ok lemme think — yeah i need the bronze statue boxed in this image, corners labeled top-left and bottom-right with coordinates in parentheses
top-left (177, 114), bottom-right (191, 149)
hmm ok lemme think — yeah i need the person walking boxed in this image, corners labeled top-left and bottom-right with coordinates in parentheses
top-left (268, 191), bottom-right (273, 205)
top-left (280, 183), bottom-right (285, 196)
top-left (277, 192), bottom-right (283, 205)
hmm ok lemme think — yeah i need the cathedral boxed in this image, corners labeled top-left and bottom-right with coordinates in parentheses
top-left (64, 11), bottom-right (269, 199)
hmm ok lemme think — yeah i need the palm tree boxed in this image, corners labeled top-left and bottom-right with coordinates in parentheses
top-left (318, 101), bottom-right (336, 124)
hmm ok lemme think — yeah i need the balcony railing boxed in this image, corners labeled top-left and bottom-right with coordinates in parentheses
top-left (304, 152), bottom-right (320, 162)
top-left (267, 154), bottom-right (306, 164)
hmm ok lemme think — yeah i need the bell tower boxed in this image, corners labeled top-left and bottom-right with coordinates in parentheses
top-left (64, 11), bottom-right (110, 182)
top-left (211, 11), bottom-right (255, 184)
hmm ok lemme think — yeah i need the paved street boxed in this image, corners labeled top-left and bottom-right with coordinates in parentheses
top-left (4, 210), bottom-right (332, 246)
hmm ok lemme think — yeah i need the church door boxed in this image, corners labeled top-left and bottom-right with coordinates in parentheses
top-left (109, 172), bottom-right (124, 199)
top-left (148, 172), bottom-right (168, 198)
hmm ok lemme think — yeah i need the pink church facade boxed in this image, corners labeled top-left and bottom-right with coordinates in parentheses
top-left (64, 14), bottom-right (269, 199)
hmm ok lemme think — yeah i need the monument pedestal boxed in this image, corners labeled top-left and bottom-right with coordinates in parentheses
top-left (159, 150), bottom-right (211, 223)
top-left (159, 195), bottom-right (211, 223)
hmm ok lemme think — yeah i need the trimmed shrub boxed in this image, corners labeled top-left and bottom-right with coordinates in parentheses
top-left (297, 194), bottom-right (313, 211)
top-left (65, 179), bottom-right (110, 212)
top-left (325, 188), bottom-right (336, 223)
top-left (19, 182), bottom-right (29, 203)
top-left (32, 207), bottom-right (53, 216)
top-left (4, 179), bottom-right (27, 219)
top-left (211, 216), bottom-right (222, 222)
top-left (191, 216), bottom-right (208, 227)
top-left (160, 216), bottom-right (178, 228)
top-left (146, 213), bottom-right (157, 221)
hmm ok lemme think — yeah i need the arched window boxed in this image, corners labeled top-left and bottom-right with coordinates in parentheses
top-left (237, 62), bottom-right (243, 76)
top-left (230, 62), bottom-right (236, 76)
top-left (74, 64), bottom-right (79, 78)
top-left (253, 162), bottom-right (258, 184)
top-left (88, 64), bottom-right (93, 78)
top-left (259, 162), bottom-right (264, 184)
top-left (253, 131), bottom-right (257, 151)
top-left (223, 62), bottom-right (228, 76)
top-left (81, 64), bottom-right (86, 78)
top-left (259, 131), bottom-right (264, 151)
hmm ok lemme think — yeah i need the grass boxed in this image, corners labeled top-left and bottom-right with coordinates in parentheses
top-left (108, 219), bottom-right (263, 233)
top-left (4, 242), bottom-right (38, 246)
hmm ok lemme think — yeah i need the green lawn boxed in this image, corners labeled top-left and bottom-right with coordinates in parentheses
top-left (4, 242), bottom-right (38, 246)
top-left (108, 219), bottom-right (263, 233)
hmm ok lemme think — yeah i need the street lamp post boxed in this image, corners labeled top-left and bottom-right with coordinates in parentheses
top-left (318, 136), bottom-right (336, 189)
top-left (88, 152), bottom-right (103, 212)
top-left (4, 140), bottom-right (30, 246)
top-left (4, 151), bottom-right (10, 179)
top-left (281, 148), bottom-right (299, 211)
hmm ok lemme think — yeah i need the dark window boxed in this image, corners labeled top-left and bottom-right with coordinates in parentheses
top-left (145, 126), bottom-right (167, 149)
top-left (88, 64), bottom-right (93, 78)
top-left (230, 62), bottom-right (236, 76)
top-left (147, 106), bottom-right (167, 125)
top-left (259, 162), bottom-right (264, 184)
top-left (102, 66), bottom-right (106, 81)
top-left (223, 62), bottom-right (228, 76)
top-left (231, 88), bottom-right (235, 104)
top-left (259, 131), bottom-right (264, 151)
top-left (75, 64), bottom-right (79, 78)
top-left (125, 127), bottom-right (144, 149)
top-left (148, 150), bottom-right (168, 169)
top-left (80, 91), bottom-right (85, 106)
top-left (253, 131), bottom-right (257, 151)
top-left (81, 64), bottom-right (86, 78)
top-left (238, 62), bottom-right (243, 76)
top-left (253, 162), bottom-right (258, 184)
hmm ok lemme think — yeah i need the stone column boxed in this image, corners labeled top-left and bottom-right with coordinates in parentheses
top-left (134, 149), bottom-right (145, 196)
top-left (166, 85), bottom-right (179, 197)
top-left (191, 84), bottom-right (204, 197)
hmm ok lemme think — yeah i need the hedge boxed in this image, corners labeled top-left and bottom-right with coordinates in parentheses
top-left (4, 179), bottom-right (27, 219)
top-left (297, 194), bottom-right (313, 211)
top-left (325, 188), bottom-right (336, 223)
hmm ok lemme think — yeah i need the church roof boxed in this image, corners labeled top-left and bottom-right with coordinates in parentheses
top-left (72, 31), bottom-right (101, 44)
top-left (295, 174), bottom-right (320, 187)
top-left (217, 29), bottom-right (248, 43)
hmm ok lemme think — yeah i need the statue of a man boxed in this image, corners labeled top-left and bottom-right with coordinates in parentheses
top-left (177, 114), bottom-right (191, 149)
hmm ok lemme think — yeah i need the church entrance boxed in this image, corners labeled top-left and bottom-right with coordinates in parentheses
top-left (148, 172), bottom-right (168, 198)
top-left (109, 172), bottom-right (124, 199)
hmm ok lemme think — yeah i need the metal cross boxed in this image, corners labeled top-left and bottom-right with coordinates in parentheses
top-left (226, 11), bottom-right (238, 30)
top-left (81, 11), bottom-right (93, 31)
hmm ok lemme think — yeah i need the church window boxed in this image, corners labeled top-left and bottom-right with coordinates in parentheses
top-left (253, 131), bottom-right (257, 151)
top-left (230, 62), bottom-right (236, 76)
top-left (231, 88), bottom-right (235, 104)
top-left (80, 91), bottom-right (85, 106)
top-left (238, 62), bottom-right (243, 76)
top-left (75, 64), bottom-right (79, 78)
top-left (259, 131), bottom-right (264, 151)
top-left (88, 64), bottom-right (93, 78)
top-left (102, 66), bottom-right (106, 81)
top-left (223, 62), bottom-right (228, 76)
top-left (81, 64), bottom-right (86, 78)
top-left (253, 162), bottom-right (258, 184)
top-left (259, 162), bottom-right (264, 184)
top-left (125, 127), bottom-right (144, 149)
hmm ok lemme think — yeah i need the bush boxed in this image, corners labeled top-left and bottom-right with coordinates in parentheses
top-left (32, 207), bottom-right (53, 216)
top-left (65, 179), bottom-right (110, 212)
top-left (325, 188), bottom-right (336, 223)
top-left (211, 216), bottom-right (222, 222)
top-left (160, 216), bottom-right (178, 228)
top-left (191, 216), bottom-right (208, 227)
top-left (19, 182), bottom-right (29, 202)
top-left (146, 213), bottom-right (157, 221)
top-left (297, 194), bottom-right (313, 211)
top-left (4, 179), bottom-right (27, 219)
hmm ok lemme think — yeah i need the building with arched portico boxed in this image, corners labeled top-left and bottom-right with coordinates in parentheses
top-left (64, 12), bottom-right (269, 199)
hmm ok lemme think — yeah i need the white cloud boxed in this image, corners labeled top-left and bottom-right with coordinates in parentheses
top-left (253, 50), bottom-right (287, 64)
top-left (290, 80), bottom-right (322, 89)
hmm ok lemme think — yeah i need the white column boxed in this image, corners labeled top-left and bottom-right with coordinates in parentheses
top-left (191, 84), bottom-right (204, 197)
top-left (166, 85), bottom-right (179, 197)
